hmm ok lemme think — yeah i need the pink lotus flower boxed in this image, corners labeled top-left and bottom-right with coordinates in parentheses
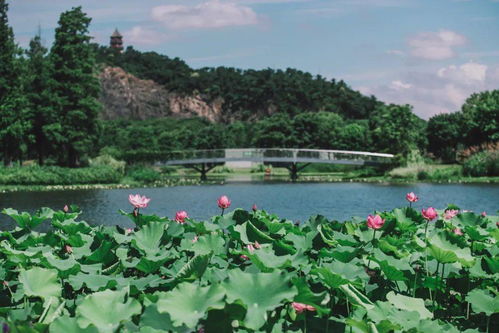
top-left (254, 241), bottom-right (261, 249)
top-left (247, 244), bottom-right (255, 253)
top-left (240, 254), bottom-right (250, 261)
top-left (125, 228), bottom-right (133, 235)
top-left (252, 204), bottom-right (257, 212)
top-left (422, 207), bottom-right (438, 221)
top-left (128, 194), bottom-right (151, 209)
top-left (2, 281), bottom-right (8, 287)
top-left (217, 195), bottom-right (231, 209)
top-left (63, 205), bottom-right (69, 213)
top-left (481, 211), bottom-right (487, 217)
top-left (453, 228), bottom-right (463, 236)
top-left (443, 209), bottom-right (459, 220)
top-left (175, 210), bottom-right (188, 224)
top-left (292, 302), bottom-right (316, 314)
top-left (366, 214), bottom-right (385, 229)
top-left (65, 245), bottom-right (73, 254)
top-left (406, 192), bottom-right (419, 203)
top-left (192, 236), bottom-right (199, 243)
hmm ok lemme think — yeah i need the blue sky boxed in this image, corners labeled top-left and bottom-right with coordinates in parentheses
top-left (7, 0), bottom-right (499, 118)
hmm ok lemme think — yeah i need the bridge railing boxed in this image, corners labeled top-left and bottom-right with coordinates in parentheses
top-left (155, 148), bottom-right (394, 164)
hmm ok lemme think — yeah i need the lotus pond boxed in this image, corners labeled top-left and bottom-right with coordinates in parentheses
top-left (0, 200), bottom-right (498, 332)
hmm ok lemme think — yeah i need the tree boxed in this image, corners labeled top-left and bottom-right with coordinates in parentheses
top-left (427, 112), bottom-right (463, 162)
top-left (25, 31), bottom-right (54, 165)
top-left (49, 7), bottom-right (101, 166)
top-left (460, 90), bottom-right (499, 147)
top-left (0, 0), bottom-right (30, 166)
top-left (369, 104), bottom-right (426, 156)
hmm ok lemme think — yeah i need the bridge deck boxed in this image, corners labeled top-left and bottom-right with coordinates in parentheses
top-left (154, 148), bottom-right (394, 166)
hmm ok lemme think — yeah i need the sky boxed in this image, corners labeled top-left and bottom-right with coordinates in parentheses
top-left (7, 0), bottom-right (499, 119)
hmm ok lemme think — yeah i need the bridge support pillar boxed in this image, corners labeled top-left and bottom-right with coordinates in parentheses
top-left (286, 163), bottom-right (310, 182)
top-left (187, 163), bottom-right (217, 181)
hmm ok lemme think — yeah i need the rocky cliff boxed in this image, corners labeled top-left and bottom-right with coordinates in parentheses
top-left (98, 67), bottom-right (223, 121)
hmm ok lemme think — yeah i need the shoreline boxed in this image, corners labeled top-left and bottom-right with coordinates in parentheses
top-left (1, 175), bottom-right (498, 193)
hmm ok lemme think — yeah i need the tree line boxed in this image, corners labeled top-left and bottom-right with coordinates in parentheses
top-left (0, 2), bottom-right (99, 167)
top-left (0, 1), bottom-right (497, 168)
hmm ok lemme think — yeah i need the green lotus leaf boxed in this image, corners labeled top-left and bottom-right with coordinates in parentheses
top-left (466, 289), bottom-right (499, 316)
top-left (67, 272), bottom-right (120, 291)
top-left (156, 282), bottom-right (225, 328)
top-left (132, 221), bottom-right (166, 255)
top-left (386, 291), bottom-right (433, 319)
top-left (140, 304), bottom-right (189, 333)
top-left (19, 267), bottom-right (61, 299)
top-left (175, 253), bottom-right (211, 281)
top-left (2, 208), bottom-right (52, 229)
top-left (51, 316), bottom-right (99, 333)
top-left (429, 233), bottom-right (474, 266)
top-left (84, 240), bottom-right (117, 265)
top-left (223, 269), bottom-right (297, 330)
top-left (292, 277), bottom-right (329, 316)
top-left (191, 233), bottom-right (226, 256)
top-left (76, 287), bottom-right (142, 332)
top-left (339, 284), bottom-right (374, 310)
top-left (454, 212), bottom-right (480, 227)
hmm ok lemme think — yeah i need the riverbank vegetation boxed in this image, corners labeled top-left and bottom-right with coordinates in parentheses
top-left (0, 194), bottom-right (497, 332)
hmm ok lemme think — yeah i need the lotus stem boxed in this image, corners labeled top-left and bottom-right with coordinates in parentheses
top-left (221, 208), bottom-right (225, 216)
top-left (486, 315), bottom-right (490, 333)
top-left (413, 270), bottom-right (418, 297)
top-left (440, 263), bottom-right (445, 306)
top-left (367, 230), bottom-right (376, 269)
top-left (433, 262), bottom-right (440, 311)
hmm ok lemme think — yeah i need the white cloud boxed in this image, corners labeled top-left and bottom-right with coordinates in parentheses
top-left (359, 61), bottom-right (496, 119)
top-left (124, 26), bottom-right (171, 46)
top-left (151, 0), bottom-right (259, 30)
top-left (437, 62), bottom-right (487, 85)
top-left (408, 30), bottom-right (467, 60)
top-left (389, 80), bottom-right (412, 90)
top-left (386, 49), bottom-right (405, 56)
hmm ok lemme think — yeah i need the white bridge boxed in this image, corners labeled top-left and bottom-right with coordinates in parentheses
top-left (155, 148), bottom-right (394, 180)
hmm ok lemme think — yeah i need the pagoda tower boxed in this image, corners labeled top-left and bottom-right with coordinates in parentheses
top-left (110, 28), bottom-right (123, 51)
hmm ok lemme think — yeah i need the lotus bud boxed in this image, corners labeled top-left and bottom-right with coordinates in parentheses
top-left (406, 192), bottom-right (419, 203)
top-left (422, 207), bottom-right (438, 220)
top-left (366, 214), bottom-right (385, 229)
top-left (443, 209), bottom-right (459, 220)
top-left (292, 302), bottom-right (316, 314)
top-left (217, 195), bottom-right (231, 209)
top-left (63, 205), bottom-right (69, 213)
top-left (175, 210), bottom-right (188, 224)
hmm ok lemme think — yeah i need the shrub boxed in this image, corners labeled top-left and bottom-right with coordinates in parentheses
top-left (127, 166), bottom-right (161, 183)
top-left (463, 150), bottom-right (499, 176)
top-left (89, 154), bottom-right (126, 174)
top-left (0, 166), bottom-right (121, 185)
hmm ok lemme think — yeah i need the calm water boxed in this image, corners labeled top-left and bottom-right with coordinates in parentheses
top-left (0, 182), bottom-right (498, 230)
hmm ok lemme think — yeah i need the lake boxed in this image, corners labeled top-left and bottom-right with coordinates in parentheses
top-left (0, 182), bottom-right (498, 230)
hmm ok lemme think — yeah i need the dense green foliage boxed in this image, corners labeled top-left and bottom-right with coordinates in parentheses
top-left (0, 166), bottom-right (121, 185)
top-left (427, 91), bottom-right (499, 163)
top-left (25, 33), bottom-right (54, 166)
top-left (463, 151), bottom-right (499, 177)
top-left (49, 7), bottom-right (100, 167)
top-left (0, 204), bottom-right (497, 332)
top-left (95, 45), bottom-right (379, 121)
top-left (0, 0), bottom-right (29, 166)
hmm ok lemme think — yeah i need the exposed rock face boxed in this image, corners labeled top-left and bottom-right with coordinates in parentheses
top-left (99, 67), bottom-right (222, 121)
